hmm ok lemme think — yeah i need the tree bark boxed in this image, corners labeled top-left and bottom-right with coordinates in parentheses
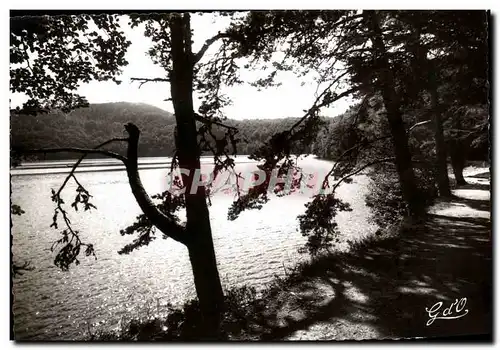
top-left (447, 109), bottom-right (471, 186)
top-left (403, 13), bottom-right (451, 197)
top-left (449, 139), bottom-right (468, 186)
top-left (169, 13), bottom-right (225, 338)
top-left (124, 123), bottom-right (187, 245)
top-left (452, 157), bottom-right (467, 185)
top-left (365, 11), bottom-right (424, 217)
top-left (405, 14), bottom-right (451, 198)
top-left (187, 229), bottom-right (225, 339)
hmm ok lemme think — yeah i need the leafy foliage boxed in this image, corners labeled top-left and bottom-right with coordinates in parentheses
top-left (12, 261), bottom-right (34, 277)
top-left (10, 14), bottom-right (131, 114)
top-left (49, 184), bottom-right (97, 270)
top-left (11, 204), bottom-right (25, 216)
top-left (365, 162), bottom-right (438, 231)
top-left (11, 197), bottom-right (34, 277)
top-left (118, 190), bottom-right (186, 255)
top-left (298, 194), bottom-right (352, 255)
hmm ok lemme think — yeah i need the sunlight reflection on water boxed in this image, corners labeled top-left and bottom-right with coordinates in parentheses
top-left (11, 156), bottom-right (376, 340)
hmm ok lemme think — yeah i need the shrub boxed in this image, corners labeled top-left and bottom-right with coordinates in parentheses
top-left (89, 285), bottom-right (264, 341)
top-left (365, 163), bottom-right (438, 233)
top-left (365, 165), bottom-right (406, 230)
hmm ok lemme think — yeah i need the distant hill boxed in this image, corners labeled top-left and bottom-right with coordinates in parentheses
top-left (10, 102), bottom-right (313, 160)
top-left (10, 102), bottom-right (179, 159)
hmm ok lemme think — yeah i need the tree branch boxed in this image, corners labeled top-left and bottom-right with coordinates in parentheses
top-left (322, 134), bottom-right (392, 189)
top-left (183, 13), bottom-right (193, 58)
top-left (408, 119), bottom-right (431, 132)
top-left (193, 32), bottom-right (236, 64)
top-left (289, 85), bottom-right (359, 135)
top-left (20, 147), bottom-right (127, 163)
top-left (130, 77), bottom-right (170, 89)
top-left (123, 123), bottom-right (187, 246)
top-left (55, 137), bottom-right (129, 197)
top-left (194, 112), bottom-right (239, 132)
top-left (332, 157), bottom-right (395, 193)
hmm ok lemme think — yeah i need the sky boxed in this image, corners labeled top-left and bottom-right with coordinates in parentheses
top-left (10, 12), bottom-right (355, 120)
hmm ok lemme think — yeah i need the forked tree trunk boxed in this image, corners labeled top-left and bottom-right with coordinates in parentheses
top-left (169, 13), bottom-right (225, 338)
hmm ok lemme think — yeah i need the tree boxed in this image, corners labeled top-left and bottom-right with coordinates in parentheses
top-left (432, 11), bottom-right (489, 185)
top-left (387, 11), bottom-right (452, 197)
top-left (11, 11), bottom-right (489, 338)
top-left (10, 12), bottom-right (249, 338)
top-left (12, 11), bottom-right (372, 334)
top-left (10, 13), bottom-right (131, 114)
top-left (222, 10), bottom-right (487, 254)
top-left (13, 11), bottom-right (350, 338)
top-left (229, 10), bottom-right (427, 217)
top-left (355, 11), bottom-right (426, 215)
top-left (232, 10), bottom-right (488, 252)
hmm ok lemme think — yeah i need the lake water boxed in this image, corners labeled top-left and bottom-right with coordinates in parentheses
top-left (11, 155), bottom-right (377, 340)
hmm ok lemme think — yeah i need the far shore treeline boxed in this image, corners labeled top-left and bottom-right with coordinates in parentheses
top-left (10, 101), bottom-right (488, 163)
top-left (11, 102), bottom-right (310, 161)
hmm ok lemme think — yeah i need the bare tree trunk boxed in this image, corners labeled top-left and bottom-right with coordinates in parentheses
top-left (187, 226), bottom-right (225, 338)
top-left (449, 139), bottom-right (468, 186)
top-left (406, 15), bottom-right (451, 197)
top-left (452, 158), bottom-right (467, 185)
top-left (169, 13), bottom-right (225, 338)
top-left (386, 107), bottom-right (425, 217)
top-left (429, 77), bottom-right (452, 196)
top-left (366, 11), bottom-right (424, 217)
top-left (447, 110), bottom-right (471, 186)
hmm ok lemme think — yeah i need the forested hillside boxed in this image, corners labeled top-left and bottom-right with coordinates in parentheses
top-left (10, 100), bottom-right (488, 162)
top-left (10, 102), bottom-right (313, 160)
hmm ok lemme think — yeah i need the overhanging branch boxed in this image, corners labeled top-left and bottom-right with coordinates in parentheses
top-left (322, 134), bottom-right (392, 189)
top-left (331, 157), bottom-right (395, 193)
top-left (20, 147), bottom-right (127, 163)
top-left (131, 77), bottom-right (170, 89)
top-left (193, 32), bottom-right (237, 64)
top-left (289, 85), bottom-right (359, 135)
top-left (123, 123), bottom-right (187, 245)
top-left (194, 112), bottom-right (238, 132)
top-left (55, 137), bottom-right (129, 197)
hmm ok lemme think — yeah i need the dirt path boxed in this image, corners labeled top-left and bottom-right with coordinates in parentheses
top-left (249, 170), bottom-right (492, 340)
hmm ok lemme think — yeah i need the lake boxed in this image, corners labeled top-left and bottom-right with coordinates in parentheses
top-left (11, 155), bottom-right (377, 340)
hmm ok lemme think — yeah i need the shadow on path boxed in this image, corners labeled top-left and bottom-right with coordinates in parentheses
top-left (243, 180), bottom-right (492, 340)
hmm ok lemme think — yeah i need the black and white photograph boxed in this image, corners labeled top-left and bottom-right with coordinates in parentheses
top-left (9, 8), bottom-right (492, 342)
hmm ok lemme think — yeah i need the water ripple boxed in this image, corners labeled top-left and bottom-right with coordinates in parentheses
top-left (11, 159), bottom-right (376, 340)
